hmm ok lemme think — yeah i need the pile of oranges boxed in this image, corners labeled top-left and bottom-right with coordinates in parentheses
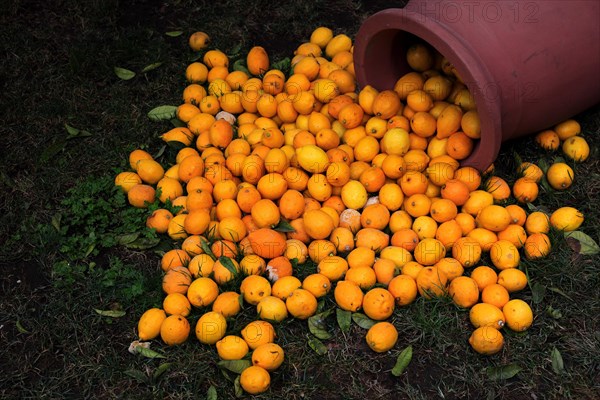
top-left (115, 27), bottom-right (589, 394)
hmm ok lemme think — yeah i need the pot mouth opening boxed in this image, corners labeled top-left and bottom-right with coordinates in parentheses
top-left (355, 10), bottom-right (503, 170)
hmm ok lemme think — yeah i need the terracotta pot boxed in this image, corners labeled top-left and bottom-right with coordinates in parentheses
top-left (353, 0), bottom-right (600, 170)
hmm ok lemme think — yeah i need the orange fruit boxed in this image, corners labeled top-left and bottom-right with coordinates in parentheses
top-left (497, 268), bottom-right (528, 293)
top-left (187, 277), bottom-right (219, 308)
top-left (136, 159), bottom-right (164, 185)
top-left (115, 171), bottom-right (142, 193)
top-left (266, 256), bottom-right (293, 282)
top-left (338, 103), bottom-right (365, 129)
top-left (554, 119), bottom-right (580, 140)
top-left (445, 132), bottom-right (474, 160)
top-left (387, 275), bottom-right (418, 306)
top-left (469, 303), bottom-right (505, 330)
top-left (476, 205), bottom-right (511, 232)
top-left (362, 288), bottom-right (395, 320)
top-left (503, 299), bottom-right (534, 332)
top-left (247, 228), bottom-right (286, 259)
top-left (393, 72), bottom-right (424, 100)
top-left (490, 240), bottom-right (520, 270)
top-left (562, 136), bottom-right (590, 162)
top-left (535, 129), bottom-right (560, 150)
top-left (525, 211), bottom-right (550, 235)
top-left (334, 280), bottom-right (363, 312)
top-left (413, 238), bottom-right (446, 266)
top-left (251, 343), bottom-right (285, 372)
top-left (440, 179), bottom-right (470, 206)
top-left (216, 335), bottom-right (250, 361)
top-left (188, 31), bottom-right (210, 51)
top-left (146, 208), bottom-right (174, 234)
top-left (436, 104), bottom-right (462, 139)
top-left (512, 177), bottom-right (539, 203)
top-left (161, 249), bottom-right (191, 272)
top-left (162, 266), bottom-right (192, 295)
top-left (506, 204), bottom-right (527, 226)
top-left (451, 237), bottom-right (482, 268)
top-left (518, 162), bottom-right (544, 183)
top-left (160, 314), bottom-right (190, 346)
top-left (203, 49), bottom-right (229, 69)
top-left (317, 255), bottom-right (349, 282)
top-left (481, 283), bottom-right (510, 309)
top-left (188, 254), bottom-right (215, 278)
top-left (285, 288), bottom-right (318, 319)
top-left (345, 266), bottom-right (377, 290)
top-left (469, 326), bottom-right (504, 355)
top-left (185, 62), bottom-right (209, 83)
top-left (240, 275), bottom-right (272, 305)
top-left (365, 321), bottom-right (398, 353)
top-left (448, 276), bottom-right (479, 308)
top-left (416, 266), bottom-right (448, 299)
top-left (302, 273), bottom-right (332, 298)
top-left (470, 266), bottom-right (498, 292)
top-left (523, 233), bottom-right (551, 260)
top-left (497, 224), bottom-right (527, 248)
top-left (546, 162), bottom-right (574, 190)
top-left (163, 293), bottom-right (192, 317)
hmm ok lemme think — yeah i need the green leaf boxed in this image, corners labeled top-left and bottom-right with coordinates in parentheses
top-left (546, 306), bottom-right (562, 319)
top-left (153, 145), bottom-right (166, 159)
top-left (16, 320), bottom-right (29, 334)
top-left (564, 231), bottom-right (600, 255)
top-left (232, 59), bottom-right (250, 75)
top-left (238, 292), bottom-right (244, 309)
top-left (218, 360), bottom-right (251, 374)
top-left (124, 369), bottom-right (148, 383)
top-left (207, 385), bottom-right (218, 400)
top-left (391, 346), bottom-right (413, 376)
top-left (125, 237), bottom-right (161, 250)
top-left (94, 309), bottom-right (126, 318)
top-left (136, 347), bottom-right (166, 359)
top-left (84, 243), bottom-right (96, 258)
top-left (308, 310), bottom-right (333, 340)
top-left (228, 43), bottom-right (243, 58)
top-left (39, 139), bottom-right (67, 164)
top-left (189, 52), bottom-right (203, 62)
top-left (352, 313), bottom-right (376, 329)
top-left (336, 309), bottom-right (351, 332)
top-left (308, 336), bottom-right (328, 355)
top-left (486, 364), bottom-right (521, 380)
top-left (234, 376), bottom-right (244, 397)
top-left (526, 202), bottom-right (537, 212)
top-left (117, 232), bottom-right (140, 245)
top-left (153, 362), bottom-right (172, 380)
top-left (547, 287), bottom-right (573, 301)
top-left (201, 239), bottom-right (216, 260)
top-left (271, 57), bottom-right (291, 74)
top-left (114, 67), bottom-right (136, 80)
top-left (65, 123), bottom-right (79, 136)
top-left (170, 118), bottom-right (187, 128)
top-left (141, 62), bottom-right (163, 73)
top-left (551, 347), bottom-right (564, 374)
top-left (218, 256), bottom-right (239, 278)
top-left (165, 140), bottom-right (188, 151)
top-left (274, 220), bottom-right (296, 233)
top-left (531, 282), bottom-right (546, 304)
top-left (512, 152), bottom-right (523, 168)
top-left (165, 30), bottom-right (183, 37)
top-left (51, 214), bottom-right (62, 232)
top-left (538, 158), bottom-right (550, 173)
top-left (64, 123), bottom-right (92, 139)
top-left (147, 105), bottom-right (178, 122)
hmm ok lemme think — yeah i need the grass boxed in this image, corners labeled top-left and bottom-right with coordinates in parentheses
top-left (1, 0), bottom-right (599, 398)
